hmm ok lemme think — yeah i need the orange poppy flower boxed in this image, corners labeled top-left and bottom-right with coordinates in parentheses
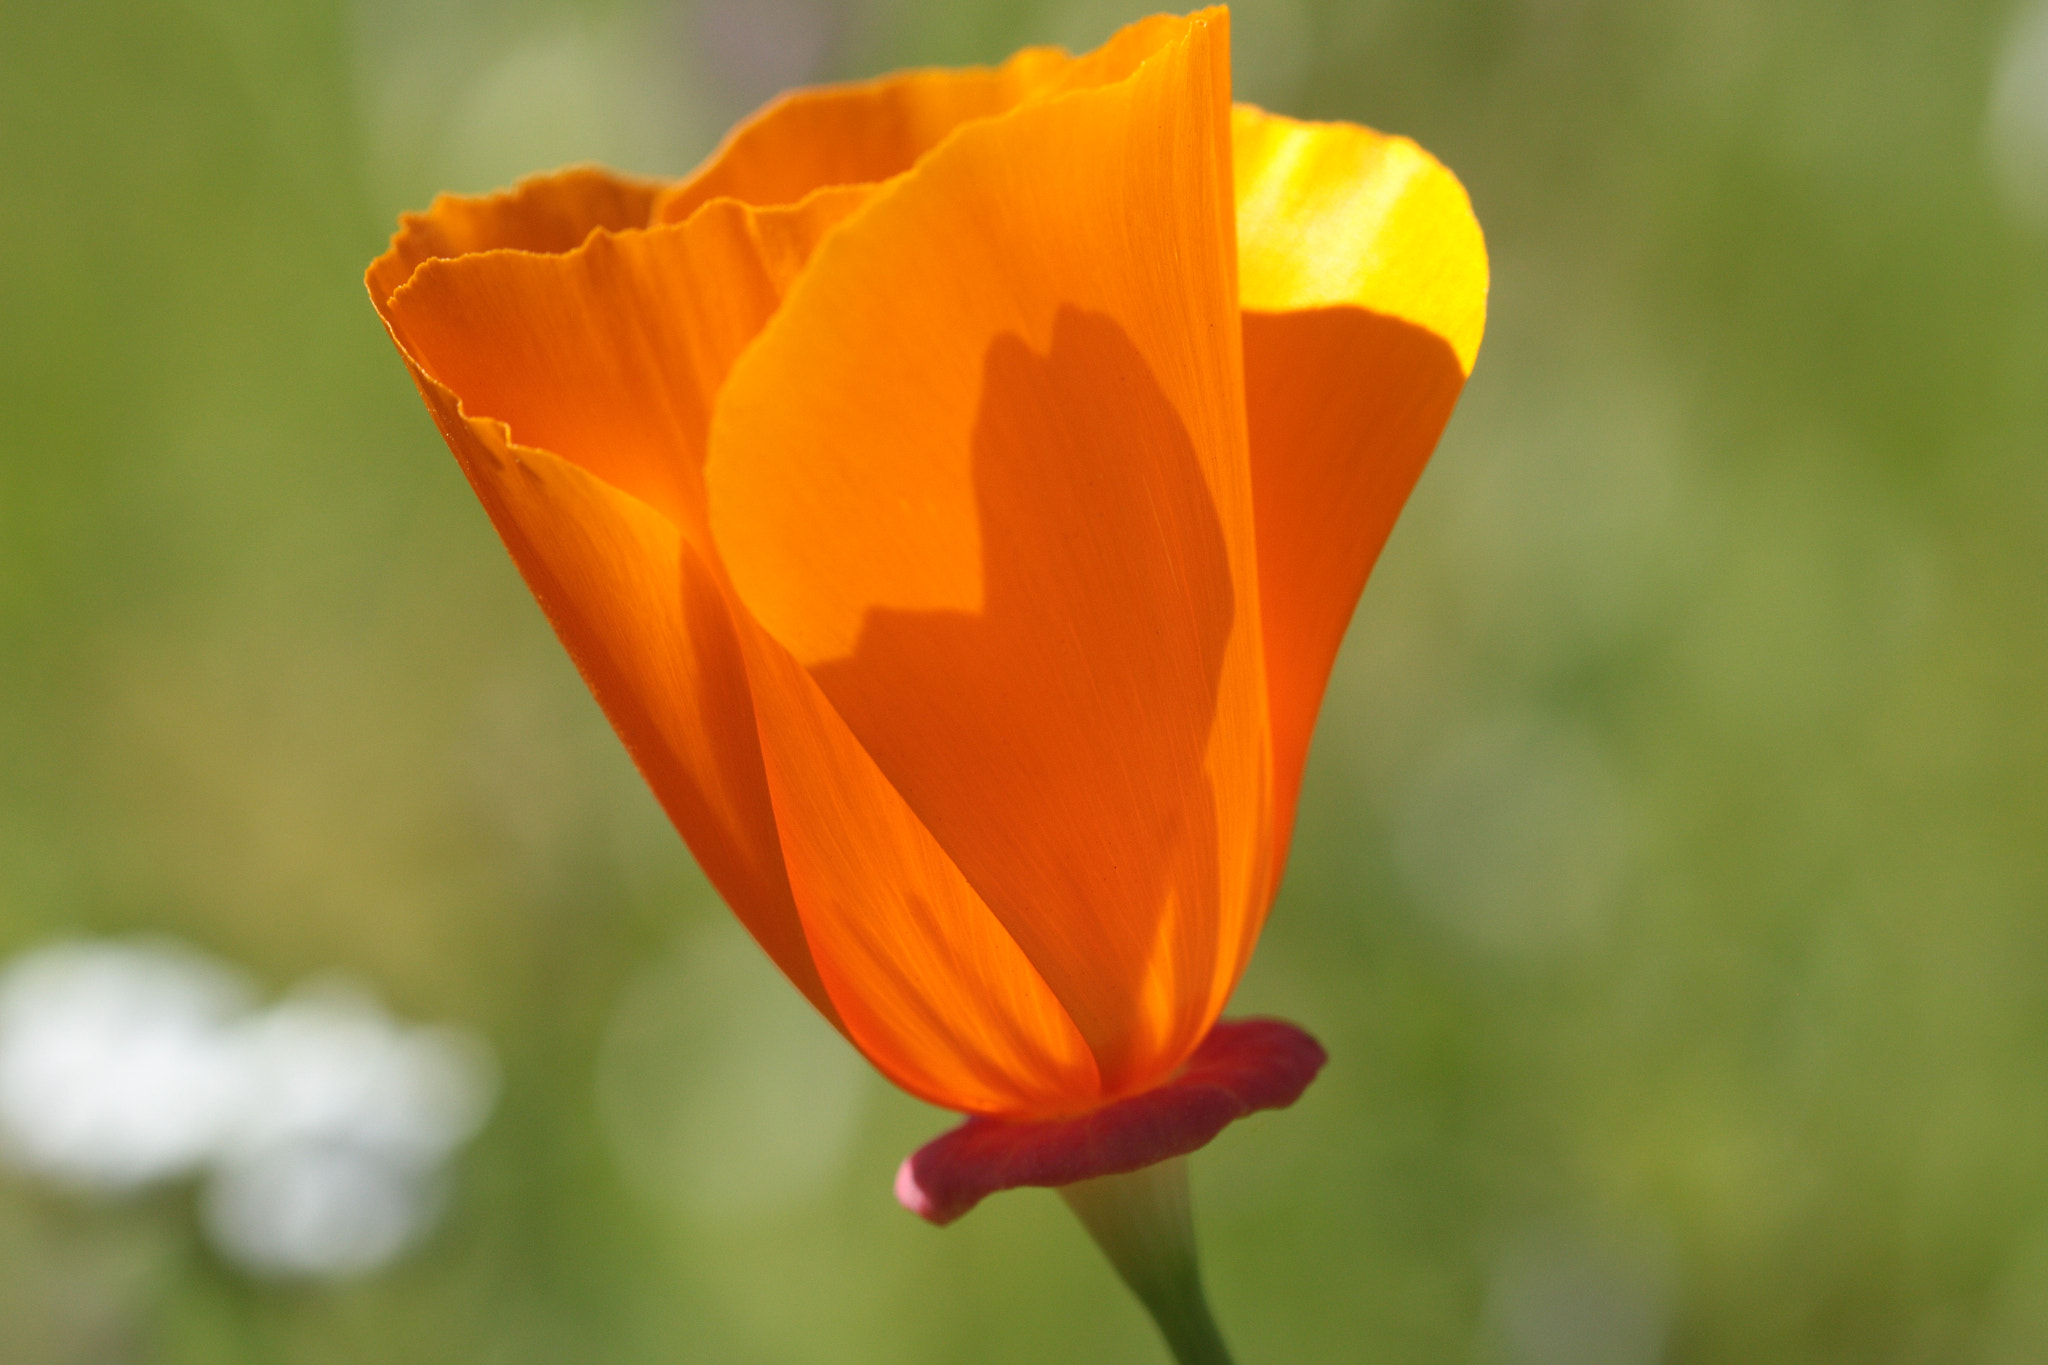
top-left (367, 8), bottom-right (1484, 1217)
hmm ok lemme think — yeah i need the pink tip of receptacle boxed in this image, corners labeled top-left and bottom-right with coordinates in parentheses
top-left (893, 1155), bottom-right (937, 1219)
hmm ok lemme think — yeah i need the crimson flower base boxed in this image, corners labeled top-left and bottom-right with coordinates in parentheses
top-left (895, 1017), bottom-right (1327, 1226)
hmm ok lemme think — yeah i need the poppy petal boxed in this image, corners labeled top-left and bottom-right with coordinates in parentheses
top-left (1234, 109), bottom-right (1486, 365)
top-left (367, 167), bottom-right (661, 314)
top-left (655, 50), bottom-right (1068, 225)
top-left (367, 185), bottom-right (872, 1028)
top-left (737, 622), bottom-right (1103, 1115)
top-left (384, 185), bottom-right (871, 534)
top-left (376, 364), bottom-right (837, 1023)
top-left (704, 9), bottom-right (1269, 1095)
top-left (1232, 107), bottom-right (1488, 878)
top-left (654, 13), bottom-right (1200, 225)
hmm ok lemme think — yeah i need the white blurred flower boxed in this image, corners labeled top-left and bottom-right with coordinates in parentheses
top-left (221, 978), bottom-right (494, 1166)
top-left (201, 1141), bottom-right (444, 1280)
top-left (0, 939), bottom-right (252, 1190)
top-left (202, 977), bottom-right (495, 1278)
top-left (0, 937), bottom-right (495, 1279)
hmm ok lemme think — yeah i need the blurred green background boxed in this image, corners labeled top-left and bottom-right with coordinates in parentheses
top-left (3, 0), bottom-right (2046, 1360)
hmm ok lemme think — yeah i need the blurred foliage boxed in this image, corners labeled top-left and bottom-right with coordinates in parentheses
top-left (3, 0), bottom-right (2046, 1361)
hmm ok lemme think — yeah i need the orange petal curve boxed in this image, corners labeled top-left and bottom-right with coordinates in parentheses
top-left (655, 49), bottom-right (1069, 225)
top-left (654, 13), bottom-right (1203, 225)
top-left (366, 171), bottom-right (878, 1028)
top-left (383, 363), bottom-right (836, 1024)
top-left (384, 183), bottom-right (872, 538)
top-left (367, 168), bottom-right (661, 314)
top-left (738, 619), bottom-right (1103, 1116)
top-left (1232, 107), bottom-right (1488, 885)
top-left (704, 9), bottom-right (1270, 1097)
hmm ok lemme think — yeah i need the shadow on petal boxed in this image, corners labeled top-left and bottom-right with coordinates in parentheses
top-left (812, 307), bottom-right (1234, 1092)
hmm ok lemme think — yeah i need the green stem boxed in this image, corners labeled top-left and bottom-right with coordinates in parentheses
top-left (1058, 1157), bottom-right (1235, 1365)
